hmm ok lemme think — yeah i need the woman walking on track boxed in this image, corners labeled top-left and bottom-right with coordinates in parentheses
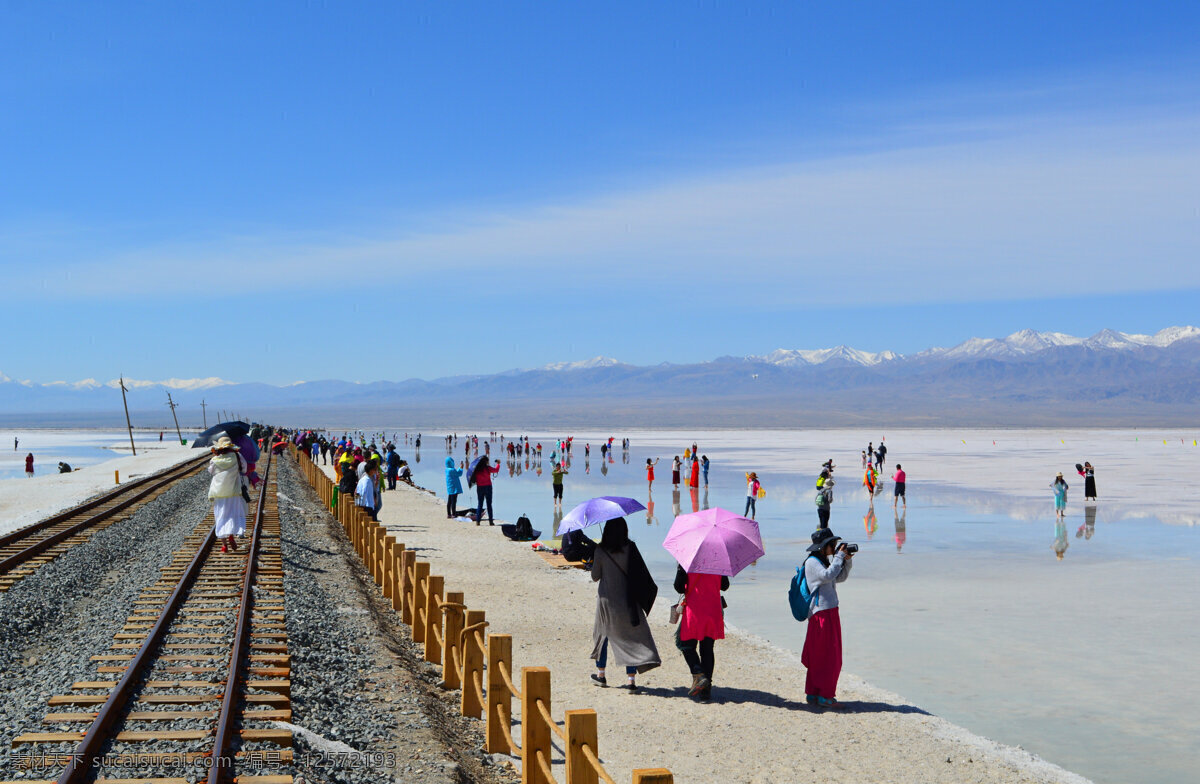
top-left (208, 436), bottom-right (248, 553)
top-left (674, 565), bottom-right (728, 701)
top-left (802, 527), bottom-right (854, 709)
top-left (590, 518), bottom-right (660, 692)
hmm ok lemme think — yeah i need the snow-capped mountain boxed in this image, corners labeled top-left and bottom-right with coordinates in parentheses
top-left (2, 327), bottom-right (1198, 426)
top-left (919, 326), bottom-right (1199, 361)
top-left (539, 357), bottom-right (622, 372)
top-left (750, 346), bottom-right (900, 367)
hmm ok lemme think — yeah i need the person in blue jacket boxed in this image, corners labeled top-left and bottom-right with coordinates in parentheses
top-left (445, 456), bottom-right (464, 518)
top-left (385, 446), bottom-right (401, 490)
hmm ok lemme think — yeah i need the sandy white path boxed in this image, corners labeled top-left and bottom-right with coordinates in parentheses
top-left (315, 461), bottom-right (1090, 784)
top-left (0, 442), bottom-right (196, 536)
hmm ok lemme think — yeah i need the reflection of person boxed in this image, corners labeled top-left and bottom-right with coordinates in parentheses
top-left (689, 485), bottom-right (700, 513)
top-left (672, 488), bottom-right (682, 518)
top-left (590, 518), bottom-right (660, 691)
top-left (1053, 520), bottom-right (1068, 560)
top-left (208, 436), bottom-right (247, 553)
top-left (802, 528), bottom-right (854, 709)
top-left (1051, 473), bottom-right (1069, 520)
top-left (893, 510), bottom-right (906, 552)
top-left (862, 506), bottom-right (877, 538)
top-left (1078, 462), bottom-right (1097, 500)
top-left (674, 564), bottom-right (729, 702)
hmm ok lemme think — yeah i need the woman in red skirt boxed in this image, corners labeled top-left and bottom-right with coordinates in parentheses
top-left (801, 527), bottom-right (855, 709)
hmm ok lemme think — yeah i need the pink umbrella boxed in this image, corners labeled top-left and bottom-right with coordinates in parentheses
top-left (662, 507), bottom-right (765, 577)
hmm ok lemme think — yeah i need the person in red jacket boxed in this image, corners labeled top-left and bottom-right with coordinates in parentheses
top-left (472, 456), bottom-right (501, 526)
top-left (24, 452), bottom-right (34, 477)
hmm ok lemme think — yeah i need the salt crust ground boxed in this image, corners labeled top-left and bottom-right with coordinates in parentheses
top-left (317, 461), bottom-right (1093, 784)
top-left (0, 441), bottom-right (194, 536)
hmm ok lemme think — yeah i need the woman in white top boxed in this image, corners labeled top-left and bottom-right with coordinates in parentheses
top-left (208, 436), bottom-right (248, 553)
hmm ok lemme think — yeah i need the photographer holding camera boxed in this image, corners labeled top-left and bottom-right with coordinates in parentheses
top-left (801, 528), bottom-right (855, 709)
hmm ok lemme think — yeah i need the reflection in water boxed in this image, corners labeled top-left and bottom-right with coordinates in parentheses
top-left (414, 448), bottom-right (420, 464)
top-left (1053, 520), bottom-right (1069, 560)
top-left (552, 505), bottom-right (565, 537)
top-left (863, 505), bottom-right (878, 539)
top-left (671, 488), bottom-right (681, 518)
top-left (646, 496), bottom-right (656, 526)
top-left (601, 461), bottom-right (608, 476)
top-left (893, 510), bottom-right (906, 552)
top-left (689, 486), bottom-right (700, 513)
top-left (703, 487), bottom-right (710, 511)
top-left (1077, 504), bottom-right (1097, 540)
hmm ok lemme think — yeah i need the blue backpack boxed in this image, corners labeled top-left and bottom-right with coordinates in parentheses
top-left (788, 557), bottom-right (816, 622)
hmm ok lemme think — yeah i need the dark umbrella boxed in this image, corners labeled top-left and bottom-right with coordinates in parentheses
top-left (191, 421), bottom-right (251, 449)
top-left (467, 456), bottom-right (487, 487)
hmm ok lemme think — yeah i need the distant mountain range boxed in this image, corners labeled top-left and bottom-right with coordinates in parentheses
top-left (3, 327), bottom-right (1200, 427)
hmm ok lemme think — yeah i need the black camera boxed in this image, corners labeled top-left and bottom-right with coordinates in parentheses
top-left (841, 543), bottom-right (859, 554)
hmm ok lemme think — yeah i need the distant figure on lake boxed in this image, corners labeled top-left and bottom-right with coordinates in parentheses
top-left (1078, 461), bottom-right (1097, 500)
top-left (1051, 473), bottom-right (1069, 521)
top-left (646, 457), bottom-right (658, 491)
top-left (745, 472), bottom-right (761, 519)
top-left (688, 456), bottom-right (700, 489)
top-left (671, 456), bottom-right (681, 488)
top-left (13, 436), bottom-right (17, 451)
top-left (58, 461), bottom-right (72, 473)
top-left (892, 464), bottom-right (906, 510)
top-left (701, 455), bottom-right (709, 486)
top-left (24, 452), bottom-right (34, 477)
top-left (815, 461), bottom-right (835, 528)
top-left (552, 462), bottom-right (568, 506)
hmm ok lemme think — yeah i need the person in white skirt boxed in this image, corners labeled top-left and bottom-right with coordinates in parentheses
top-left (208, 435), bottom-right (248, 553)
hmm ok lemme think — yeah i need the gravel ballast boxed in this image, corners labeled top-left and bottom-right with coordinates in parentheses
top-left (276, 456), bottom-right (518, 784)
top-left (0, 471), bottom-right (212, 780)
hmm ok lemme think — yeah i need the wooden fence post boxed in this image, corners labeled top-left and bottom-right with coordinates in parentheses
top-left (522, 666), bottom-right (553, 784)
top-left (565, 709), bottom-right (599, 784)
top-left (382, 537), bottom-right (397, 602)
top-left (400, 550), bottom-right (416, 625)
top-left (631, 771), bottom-right (674, 784)
top-left (398, 545), bottom-right (412, 612)
top-left (412, 562), bottom-right (430, 643)
top-left (373, 527), bottom-right (386, 585)
top-left (486, 634), bottom-right (512, 754)
top-left (442, 592), bottom-right (465, 689)
top-left (460, 610), bottom-right (485, 719)
top-left (424, 575), bottom-right (444, 664)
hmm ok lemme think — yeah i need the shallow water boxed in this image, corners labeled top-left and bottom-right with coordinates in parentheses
top-left (0, 429), bottom-right (177, 480)
top-left (349, 428), bottom-right (1199, 784)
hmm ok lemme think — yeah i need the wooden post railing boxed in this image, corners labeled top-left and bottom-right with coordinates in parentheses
top-left (288, 449), bottom-right (673, 784)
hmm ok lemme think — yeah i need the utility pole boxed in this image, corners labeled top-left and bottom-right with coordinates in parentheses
top-left (119, 376), bottom-right (136, 456)
top-left (201, 399), bottom-right (208, 429)
top-left (166, 392), bottom-right (184, 445)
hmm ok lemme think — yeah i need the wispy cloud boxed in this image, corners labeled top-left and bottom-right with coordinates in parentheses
top-left (11, 110), bottom-right (1200, 306)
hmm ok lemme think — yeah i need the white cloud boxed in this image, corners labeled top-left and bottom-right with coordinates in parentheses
top-left (11, 112), bottom-right (1200, 305)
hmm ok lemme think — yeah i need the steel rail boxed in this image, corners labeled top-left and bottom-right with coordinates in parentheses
top-left (55, 447), bottom-right (273, 784)
top-left (0, 452), bottom-right (210, 550)
top-left (207, 448), bottom-right (274, 783)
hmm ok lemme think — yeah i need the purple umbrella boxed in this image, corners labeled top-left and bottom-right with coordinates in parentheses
top-left (557, 496), bottom-right (647, 535)
top-left (663, 507), bottom-right (765, 577)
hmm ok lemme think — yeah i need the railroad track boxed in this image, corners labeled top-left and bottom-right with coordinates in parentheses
top-left (0, 453), bottom-right (213, 591)
top-left (4, 449), bottom-right (293, 784)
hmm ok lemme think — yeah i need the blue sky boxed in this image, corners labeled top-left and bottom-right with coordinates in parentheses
top-left (2, 1), bottom-right (1198, 384)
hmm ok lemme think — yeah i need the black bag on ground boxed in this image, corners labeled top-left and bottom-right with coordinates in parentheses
top-left (501, 515), bottom-right (541, 542)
